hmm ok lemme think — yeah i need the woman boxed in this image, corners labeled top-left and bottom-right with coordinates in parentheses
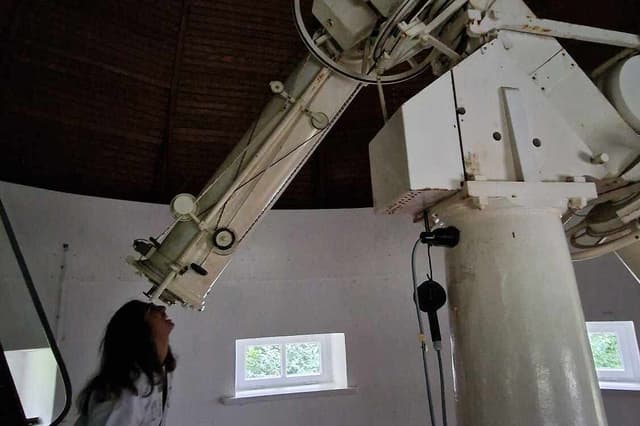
top-left (75, 300), bottom-right (176, 426)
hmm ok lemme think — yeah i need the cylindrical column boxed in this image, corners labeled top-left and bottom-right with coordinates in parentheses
top-left (442, 202), bottom-right (607, 426)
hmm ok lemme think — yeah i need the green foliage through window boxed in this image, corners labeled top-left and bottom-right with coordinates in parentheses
top-left (589, 332), bottom-right (623, 369)
top-left (245, 344), bottom-right (281, 379)
top-left (286, 342), bottom-right (321, 376)
top-left (244, 341), bottom-right (323, 380)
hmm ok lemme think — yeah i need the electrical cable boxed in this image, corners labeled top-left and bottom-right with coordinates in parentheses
top-left (150, 103), bottom-right (271, 246)
top-left (412, 238), bottom-right (437, 426)
top-left (211, 76), bottom-right (364, 230)
top-left (421, 210), bottom-right (448, 426)
top-left (372, 0), bottom-right (421, 60)
top-left (0, 199), bottom-right (73, 425)
top-left (426, 244), bottom-right (433, 281)
top-left (213, 129), bottom-right (323, 233)
top-left (424, 213), bottom-right (434, 281)
top-left (436, 347), bottom-right (448, 426)
top-left (411, 0), bottom-right (436, 23)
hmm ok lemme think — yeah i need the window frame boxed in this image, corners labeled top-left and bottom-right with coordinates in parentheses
top-left (235, 333), bottom-right (347, 396)
top-left (587, 321), bottom-right (640, 389)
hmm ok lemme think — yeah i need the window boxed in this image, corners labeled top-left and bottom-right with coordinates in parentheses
top-left (587, 321), bottom-right (640, 391)
top-left (235, 333), bottom-right (347, 398)
top-left (4, 348), bottom-right (58, 425)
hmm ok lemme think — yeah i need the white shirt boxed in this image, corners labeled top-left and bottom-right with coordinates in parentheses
top-left (74, 373), bottom-right (171, 426)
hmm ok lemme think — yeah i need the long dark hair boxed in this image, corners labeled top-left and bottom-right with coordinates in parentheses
top-left (77, 300), bottom-right (176, 415)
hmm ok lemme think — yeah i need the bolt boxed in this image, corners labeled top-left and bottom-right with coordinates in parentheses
top-left (591, 153), bottom-right (610, 165)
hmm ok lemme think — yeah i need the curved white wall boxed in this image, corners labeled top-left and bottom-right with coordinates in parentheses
top-left (1, 181), bottom-right (638, 426)
top-left (0, 182), bottom-right (453, 426)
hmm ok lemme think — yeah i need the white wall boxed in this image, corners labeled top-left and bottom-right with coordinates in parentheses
top-left (574, 254), bottom-right (640, 426)
top-left (0, 182), bottom-right (453, 426)
top-left (2, 181), bottom-right (639, 426)
top-left (0, 218), bottom-right (50, 350)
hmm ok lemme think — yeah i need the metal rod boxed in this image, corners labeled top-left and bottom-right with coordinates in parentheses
top-left (377, 77), bottom-right (389, 122)
top-left (423, 34), bottom-right (461, 61)
top-left (498, 17), bottom-right (640, 50)
top-left (423, 0), bottom-right (468, 34)
top-left (0, 199), bottom-right (73, 425)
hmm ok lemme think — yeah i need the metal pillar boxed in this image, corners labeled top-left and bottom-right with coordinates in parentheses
top-left (442, 202), bottom-right (607, 426)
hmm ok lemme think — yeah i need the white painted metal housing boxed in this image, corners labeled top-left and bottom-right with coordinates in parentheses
top-left (368, 2), bottom-right (640, 424)
top-left (130, 57), bottom-right (362, 309)
top-left (369, 72), bottom-right (464, 215)
top-left (369, 35), bottom-right (635, 217)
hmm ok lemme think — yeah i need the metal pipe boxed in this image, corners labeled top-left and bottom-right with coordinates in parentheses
top-left (491, 16), bottom-right (640, 50)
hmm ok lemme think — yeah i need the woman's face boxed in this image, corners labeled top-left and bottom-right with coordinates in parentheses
top-left (145, 303), bottom-right (175, 339)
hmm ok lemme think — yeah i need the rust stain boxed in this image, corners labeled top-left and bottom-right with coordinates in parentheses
top-left (521, 24), bottom-right (552, 33)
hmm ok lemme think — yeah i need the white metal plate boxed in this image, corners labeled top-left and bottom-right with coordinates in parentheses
top-left (526, 48), bottom-right (640, 179)
top-left (452, 39), bottom-right (605, 182)
top-left (369, 72), bottom-right (464, 215)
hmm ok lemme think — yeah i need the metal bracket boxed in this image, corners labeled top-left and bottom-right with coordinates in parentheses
top-left (465, 181), bottom-right (597, 210)
top-left (270, 81), bottom-right (296, 105)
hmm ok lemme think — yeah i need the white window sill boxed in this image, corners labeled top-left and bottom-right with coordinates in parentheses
top-left (600, 381), bottom-right (640, 391)
top-left (220, 385), bottom-right (358, 405)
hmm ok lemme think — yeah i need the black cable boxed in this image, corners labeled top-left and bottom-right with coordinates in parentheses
top-left (0, 198), bottom-right (73, 425)
top-left (423, 211), bottom-right (430, 232)
top-left (412, 239), bottom-right (436, 426)
top-left (423, 211), bottom-right (434, 280)
top-left (198, 129), bottom-right (323, 221)
top-left (426, 244), bottom-right (433, 280)
top-left (422, 209), bottom-right (447, 426)
top-left (436, 347), bottom-right (448, 426)
top-left (215, 92), bottom-right (272, 231)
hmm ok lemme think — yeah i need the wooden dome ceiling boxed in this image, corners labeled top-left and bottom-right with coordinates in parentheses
top-left (1, 0), bottom-right (638, 208)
